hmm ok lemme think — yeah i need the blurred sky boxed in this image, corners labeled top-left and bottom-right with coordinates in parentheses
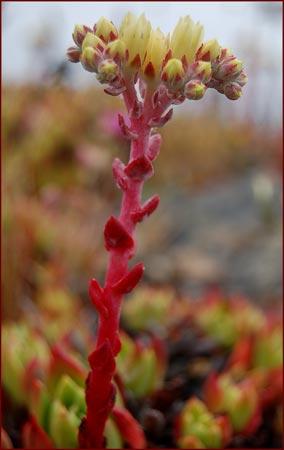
top-left (2, 1), bottom-right (283, 126)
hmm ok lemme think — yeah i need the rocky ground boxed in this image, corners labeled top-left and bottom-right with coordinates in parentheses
top-left (140, 169), bottom-right (282, 306)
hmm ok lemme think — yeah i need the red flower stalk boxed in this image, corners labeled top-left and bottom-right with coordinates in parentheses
top-left (67, 13), bottom-right (247, 448)
top-left (79, 85), bottom-right (169, 448)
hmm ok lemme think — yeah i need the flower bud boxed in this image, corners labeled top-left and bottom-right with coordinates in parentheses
top-left (81, 46), bottom-right (101, 72)
top-left (233, 70), bottom-right (248, 87)
top-left (72, 24), bottom-right (92, 47)
top-left (97, 59), bottom-right (120, 83)
top-left (184, 80), bottom-right (206, 100)
top-left (195, 39), bottom-right (221, 61)
top-left (66, 46), bottom-right (81, 63)
top-left (187, 60), bottom-right (212, 83)
top-left (105, 39), bottom-right (127, 63)
top-left (82, 32), bottom-right (105, 52)
top-left (94, 17), bottom-right (118, 42)
top-left (219, 47), bottom-right (233, 60)
top-left (161, 58), bottom-right (185, 90)
top-left (224, 82), bottom-right (242, 100)
top-left (214, 56), bottom-right (243, 81)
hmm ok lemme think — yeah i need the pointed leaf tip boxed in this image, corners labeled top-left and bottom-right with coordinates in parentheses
top-left (112, 263), bottom-right (144, 294)
top-left (89, 279), bottom-right (109, 318)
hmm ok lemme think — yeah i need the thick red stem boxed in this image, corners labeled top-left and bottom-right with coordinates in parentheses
top-left (82, 81), bottom-right (171, 448)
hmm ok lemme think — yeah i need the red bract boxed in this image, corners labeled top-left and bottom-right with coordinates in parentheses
top-left (124, 155), bottom-right (154, 181)
top-left (130, 194), bottom-right (160, 223)
top-left (112, 262), bottom-right (145, 294)
top-left (89, 279), bottom-right (109, 318)
top-left (104, 216), bottom-right (134, 251)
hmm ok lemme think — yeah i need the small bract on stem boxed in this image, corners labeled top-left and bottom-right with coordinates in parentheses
top-left (67, 12), bottom-right (247, 448)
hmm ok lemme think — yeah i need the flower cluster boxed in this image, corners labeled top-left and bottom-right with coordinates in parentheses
top-left (67, 13), bottom-right (247, 101)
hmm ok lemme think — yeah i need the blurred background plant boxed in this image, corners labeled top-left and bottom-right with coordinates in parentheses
top-left (2, 81), bottom-right (282, 319)
top-left (2, 2), bottom-right (282, 319)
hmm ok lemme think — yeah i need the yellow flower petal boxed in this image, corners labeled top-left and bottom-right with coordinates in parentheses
top-left (170, 16), bottom-right (204, 63)
top-left (119, 13), bottom-right (151, 68)
top-left (142, 28), bottom-right (169, 81)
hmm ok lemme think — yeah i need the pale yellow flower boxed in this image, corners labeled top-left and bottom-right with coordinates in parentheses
top-left (170, 16), bottom-right (204, 64)
top-left (119, 13), bottom-right (151, 68)
top-left (142, 28), bottom-right (169, 81)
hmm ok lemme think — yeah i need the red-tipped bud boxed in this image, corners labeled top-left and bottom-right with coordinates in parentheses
top-left (130, 194), bottom-right (160, 223)
top-left (94, 17), bottom-right (118, 43)
top-left (224, 81), bottom-right (242, 100)
top-left (161, 58), bottom-right (185, 90)
top-left (219, 47), bottom-right (233, 60)
top-left (195, 39), bottom-right (221, 62)
top-left (233, 70), bottom-right (248, 87)
top-left (187, 60), bottom-right (212, 83)
top-left (66, 46), bottom-right (81, 63)
top-left (214, 56), bottom-right (243, 81)
top-left (81, 47), bottom-right (101, 72)
top-left (124, 156), bottom-right (154, 181)
top-left (97, 59), bottom-right (120, 83)
top-left (112, 263), bottom-right (145, 295)
top-left (184, 80), bottom-right (206, 100)
top-left (104, 216), bottom-right (134, 251)
top-left (105, 39), bottom-right (127, 63)
top-left (82, 32), bottom-right (105, 52)
top-left (72, 24), bottom-right (92, 47)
